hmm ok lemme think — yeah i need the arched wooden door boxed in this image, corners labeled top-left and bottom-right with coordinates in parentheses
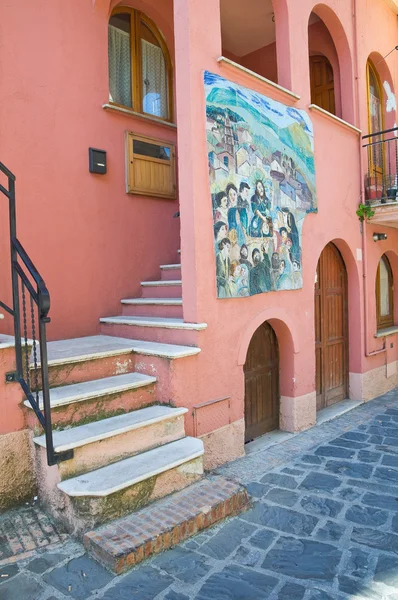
top-left (315, 243), bottom-right (348, 410)
top-left (310, 55), bottom-right (336, 115)
top-left (244, 322), bottom-right (279, 442)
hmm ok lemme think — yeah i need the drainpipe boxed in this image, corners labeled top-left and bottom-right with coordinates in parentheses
top-left (353, 0), bottom-right (386, 358)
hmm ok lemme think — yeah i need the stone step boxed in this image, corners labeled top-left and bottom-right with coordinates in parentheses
top-left (99, 316), bottom-right (207, 345)
top-left (30, 335), bottom-right (196, 388)
top-left (141, 280), bottom-right (182, 299)
top-left (160, 264), bottom-right (181, 281)
top-left (25, 372), bottom-right (157, 430)
top-left (84, 477), bottom-right (249, 574)
top-left (54, 437), bottom-right (205, 533)
top-left (121, 298), bottom-right (183, 318)
top-left (34, 405), bottom-right (188, 479)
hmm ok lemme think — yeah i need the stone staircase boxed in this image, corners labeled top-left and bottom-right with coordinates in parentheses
top-left (24, 251), bottom-right (209, 536)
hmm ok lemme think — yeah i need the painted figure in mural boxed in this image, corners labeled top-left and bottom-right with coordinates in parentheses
top-left (214, 221), bottom-right (228, 245)
top-left (214, 191), bottom-right (229, 224)
top-left (292, 260), bottom-right (303, 289)
top-left (216, 238), bottom-right (232, 297)
top-left (281, 207), bottom-right (301, 261)
top-left (228, 229), bottom-right (241, 262)
top-left (249, 247), bottom-right (271, 295)
top-left (236, 263), bottom-right (250, 297)
top-left (277, 259), bottom-right (291, 290)
top-left (239, 244), bottom-right (252, 269)
top-left (227, 183), bottom-right (245, 245)
top-left (271, 252), bottom-right (281, 290)
top-left (249, 180), bottom-right (271, 237)
top-left (237, 182), bottom-right (251, 233)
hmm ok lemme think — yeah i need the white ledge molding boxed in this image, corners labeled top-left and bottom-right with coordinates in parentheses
top-left (308, 104), bottom-right (361, 134)
top-left (217, 57), bottom-right (300, 102)
top-left (102, 103), bottom-right (177, 129)
top-left (375, 325), bottom-right (398, 338)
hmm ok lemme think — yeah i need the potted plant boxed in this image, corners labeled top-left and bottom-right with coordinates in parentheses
top-left (356, 203), bottom-right (375, 222)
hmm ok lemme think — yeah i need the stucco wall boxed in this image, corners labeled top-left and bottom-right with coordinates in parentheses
top-left (0, 430), bottom-right (36, 511)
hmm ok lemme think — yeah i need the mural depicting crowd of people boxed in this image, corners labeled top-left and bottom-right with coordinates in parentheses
top-left (205, 71), bottom-right (317, 298)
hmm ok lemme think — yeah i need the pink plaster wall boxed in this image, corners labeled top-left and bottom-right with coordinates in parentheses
top-left (173, 0), bottom-right (398, 431)
top-left (0, 0), bottom-right (397, 444)
top-left (0, 0), bottom-right (179, 341)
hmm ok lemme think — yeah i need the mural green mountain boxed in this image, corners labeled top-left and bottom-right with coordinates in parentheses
top-left (206, 86), bottom-right (314, 172)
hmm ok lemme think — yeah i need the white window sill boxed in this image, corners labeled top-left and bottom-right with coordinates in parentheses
top-left (103, 103), bottom-right (177, 129)
top-left (308, 104), bottom-right (361, 135)
top-left (375, 325), bottom-right (398, 338)
top-left (217, 56), bottom-right (300, 102)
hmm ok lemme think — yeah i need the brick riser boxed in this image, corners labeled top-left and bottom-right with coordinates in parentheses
top-left (141, 284), bottom-right (182, 299)
top-left (100, 323), bottom-right (200, 346)
top-left (83, 477), bottom-right (250, 574)
top-left (25, 383), bottom-right (158, 433)
top-left (121, 304), bottom-right (183, 319)
top-left (36, 453), bottom-right (204, 537)
top-left (160, 268), bottom-right (181, 281)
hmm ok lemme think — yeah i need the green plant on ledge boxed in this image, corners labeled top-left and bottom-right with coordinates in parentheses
top-left (356, 203), bottom-right (375, 222)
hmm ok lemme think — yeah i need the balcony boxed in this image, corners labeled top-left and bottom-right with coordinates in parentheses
top-left (363, 127), bottom-right (398, 228)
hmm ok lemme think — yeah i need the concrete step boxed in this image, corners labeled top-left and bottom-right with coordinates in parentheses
top-left (141, 280), bottom-right (182, 299)
top-left (160, 264), bottom-right (181, 281)
top-left (25, 372), bottom-right (157, 430)
top-left (54, 437), bottom-right (204, 533)
top-left (34, 405), bottom-right (188, 479)
top-left (121, 297), bottom-right (183, 318)
top-left (100, 316), bottom-right (207, 345)
top-left (84, 477), bottom-right (249, 574)
top-left (31, 335), bottom-right (139, 388)
top-left (30, 335), bottom-right (197, 389)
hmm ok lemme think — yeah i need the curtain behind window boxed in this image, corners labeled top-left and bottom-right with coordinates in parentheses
top-left (141, 39), bottom-right (168, 119)
top-left (108, 25), bottom-right (132, 108)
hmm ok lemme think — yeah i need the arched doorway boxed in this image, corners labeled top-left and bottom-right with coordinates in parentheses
top-left (310, 55), bottom-right (336, 115)
top-left (315, 243), bottom-right (348, 410)
top-left (244, 322), bottom-right (279, 441)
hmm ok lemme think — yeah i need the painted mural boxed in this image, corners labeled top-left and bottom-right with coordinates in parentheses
top-left (205, 71), bottom-right (317, 298)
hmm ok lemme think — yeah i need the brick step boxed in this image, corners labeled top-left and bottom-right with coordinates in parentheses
top-left (34, 405), bottom-right (188, 479)
top-left (52, 437), bottom-right (204, 534)
top-left (84, 477), bottom-right (249, 574)
top-left (141, 280), bottom-right (182, 299)
top-left (160, 264), bottom-right (181, 281)
top-left (25, 372), bottom-right (157, 430)
top-left (121, 298), bottom-right (183, 318)
top-left (99, 316), bottom-right (207, 345)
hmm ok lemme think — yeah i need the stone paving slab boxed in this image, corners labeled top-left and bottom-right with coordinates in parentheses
top-left (4, 388), bottom-right (398, 598)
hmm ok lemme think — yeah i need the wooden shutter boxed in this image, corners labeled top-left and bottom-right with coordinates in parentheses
top-left (126, 132), bottom-right (176, 199)
top-left (310, 55), bottom-right (336, 115)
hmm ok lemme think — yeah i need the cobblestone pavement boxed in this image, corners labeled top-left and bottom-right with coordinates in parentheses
top-left (5, 389), bottom-right (398, 598)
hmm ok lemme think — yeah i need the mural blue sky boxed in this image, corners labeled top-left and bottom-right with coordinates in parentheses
top-left (205, 71), bottom-right (317, 298)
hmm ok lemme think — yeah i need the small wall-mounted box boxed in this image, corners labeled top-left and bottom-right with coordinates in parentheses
top-left (89, 148), bottom-right (107, 174)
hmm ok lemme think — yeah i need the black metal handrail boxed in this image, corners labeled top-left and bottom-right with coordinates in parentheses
top-left (362, 126), bottom-right (398, 205)
top-left (0, 161), bottom-right (71, 466)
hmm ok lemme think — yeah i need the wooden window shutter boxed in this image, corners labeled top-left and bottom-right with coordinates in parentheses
top-left (126, 132), bottom-right (176, 199)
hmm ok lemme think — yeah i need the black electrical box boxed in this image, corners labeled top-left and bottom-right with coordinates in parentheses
top-left (89, 148), bottom-right (107, 174)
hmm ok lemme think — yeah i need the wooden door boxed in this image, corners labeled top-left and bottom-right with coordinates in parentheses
top-left (244, 322), bottom-right (279, 442)
top-left (315, 243), bottom-right (348, 410)
top-left (310, 55), bottom-right (335, 115)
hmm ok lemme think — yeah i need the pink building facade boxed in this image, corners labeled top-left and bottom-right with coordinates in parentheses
top-left (1, 0), bottom-right (398, 523)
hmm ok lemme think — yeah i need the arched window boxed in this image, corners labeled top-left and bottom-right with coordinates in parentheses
top-left (367, 60), bottom-right (384, 175)
top-left (376, 254), bottom-right (394, 329)
top-left (108, 8), bottom-right (172, 120)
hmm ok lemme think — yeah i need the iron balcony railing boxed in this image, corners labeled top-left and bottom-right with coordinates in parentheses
top-left (0, 162), bottom-right (72, 466)
top-left (363, 126), bottom-right (398, 205)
